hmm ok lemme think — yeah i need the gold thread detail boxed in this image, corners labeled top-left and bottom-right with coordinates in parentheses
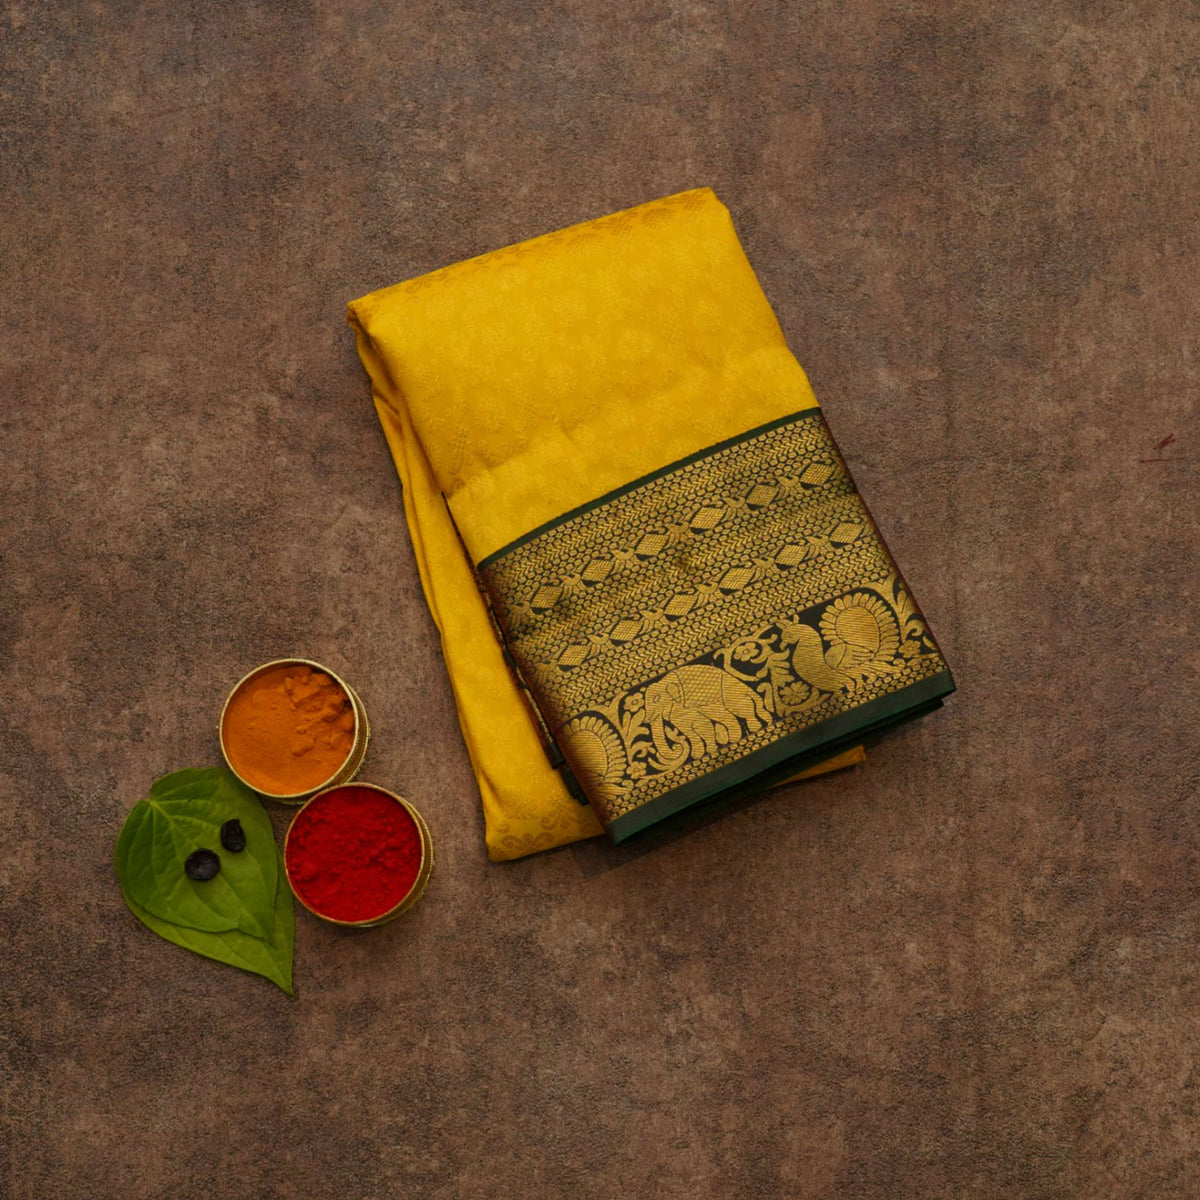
top-left (479, 413), bottom-right (947, 825)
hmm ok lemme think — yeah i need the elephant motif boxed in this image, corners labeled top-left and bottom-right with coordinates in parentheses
top-left (643, 664), bottom-right (771, 765)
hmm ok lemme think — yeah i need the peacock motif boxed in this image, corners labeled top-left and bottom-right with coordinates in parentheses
top-left (784, 591), bottom-right (902, 696)
top-left (559, 713), bottom-right (628, 804)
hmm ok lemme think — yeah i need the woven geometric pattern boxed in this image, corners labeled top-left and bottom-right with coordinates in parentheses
top-left (480, 411), bottom-right (948, 823)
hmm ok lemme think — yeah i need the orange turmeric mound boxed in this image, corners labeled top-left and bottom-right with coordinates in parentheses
top-left (223, 664), bottom-right (355, 795)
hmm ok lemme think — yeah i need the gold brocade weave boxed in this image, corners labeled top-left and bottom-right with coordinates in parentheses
top-left (348, 189), bottom-right (952, 856)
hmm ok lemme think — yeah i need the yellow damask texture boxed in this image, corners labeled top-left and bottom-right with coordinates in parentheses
top-left (349, 189), bottom-right (864, 861)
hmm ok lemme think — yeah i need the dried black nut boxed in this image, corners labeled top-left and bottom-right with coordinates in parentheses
top-left (220, 819), bottom-right (246, 853)
top-left (184, 849), bottom-right (221, 881)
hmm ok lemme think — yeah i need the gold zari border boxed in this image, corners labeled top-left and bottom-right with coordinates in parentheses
top-left (479, 410), bottom-right (948, 827)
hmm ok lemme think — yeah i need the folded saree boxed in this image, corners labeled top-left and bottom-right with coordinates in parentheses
top-left (348, 188), bottom-right (953, 861)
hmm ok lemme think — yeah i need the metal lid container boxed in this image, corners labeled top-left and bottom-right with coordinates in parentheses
top-left (282, 782), bottom-right (434, 927)
top-left (220, 658), bottom-right (369, 804)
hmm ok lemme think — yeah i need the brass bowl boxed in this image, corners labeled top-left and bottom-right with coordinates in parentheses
top-left (283, 782), bottom-right (434, 928)
top-left (219, 658), bottom-right (369, 804)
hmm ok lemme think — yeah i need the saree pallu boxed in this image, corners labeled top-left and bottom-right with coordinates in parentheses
top-left (349, 188), bottom-right (953, 861)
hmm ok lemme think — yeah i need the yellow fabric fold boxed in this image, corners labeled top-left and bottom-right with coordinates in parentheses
top-left (349, 189), bottom-right (864, 861)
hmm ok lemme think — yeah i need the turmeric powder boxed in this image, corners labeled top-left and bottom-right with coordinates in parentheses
top-left (222, 664), bottom-right (355, 795)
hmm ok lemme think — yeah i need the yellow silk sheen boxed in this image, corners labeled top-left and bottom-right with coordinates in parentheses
top-left (350, 189), bottom-right (864, 862)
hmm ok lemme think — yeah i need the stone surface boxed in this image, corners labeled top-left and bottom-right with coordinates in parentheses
top-left (3, 3), bottom-right (1199, 1197)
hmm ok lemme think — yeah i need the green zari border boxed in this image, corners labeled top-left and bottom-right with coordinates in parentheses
top-left (606, 669), bottom-right (956, 844)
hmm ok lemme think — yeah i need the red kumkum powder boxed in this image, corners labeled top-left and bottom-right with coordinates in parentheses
top-left (286, 785), bottom-right (422, 923)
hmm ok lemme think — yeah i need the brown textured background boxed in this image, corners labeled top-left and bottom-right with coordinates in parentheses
top-left (3, 2), bottom-right (1199, 1197)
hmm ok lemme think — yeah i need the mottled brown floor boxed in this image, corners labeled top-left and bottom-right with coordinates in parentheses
top-left (3, 3), bottom-right (1199, 1197)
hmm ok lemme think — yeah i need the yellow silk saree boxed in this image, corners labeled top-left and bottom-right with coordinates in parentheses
top-left (349, 189), bottom-right (953, 861)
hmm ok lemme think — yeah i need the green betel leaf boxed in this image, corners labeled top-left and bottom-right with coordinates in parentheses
top-left (122, 842), bottom-right (295, 995)
top-left (114, 767), bottom-right (278, 939)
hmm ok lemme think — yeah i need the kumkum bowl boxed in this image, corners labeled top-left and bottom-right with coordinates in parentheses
top-left (219, 658), bottom-right (370, 805)
top-left (282, 782), bottom-right (434, 928)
